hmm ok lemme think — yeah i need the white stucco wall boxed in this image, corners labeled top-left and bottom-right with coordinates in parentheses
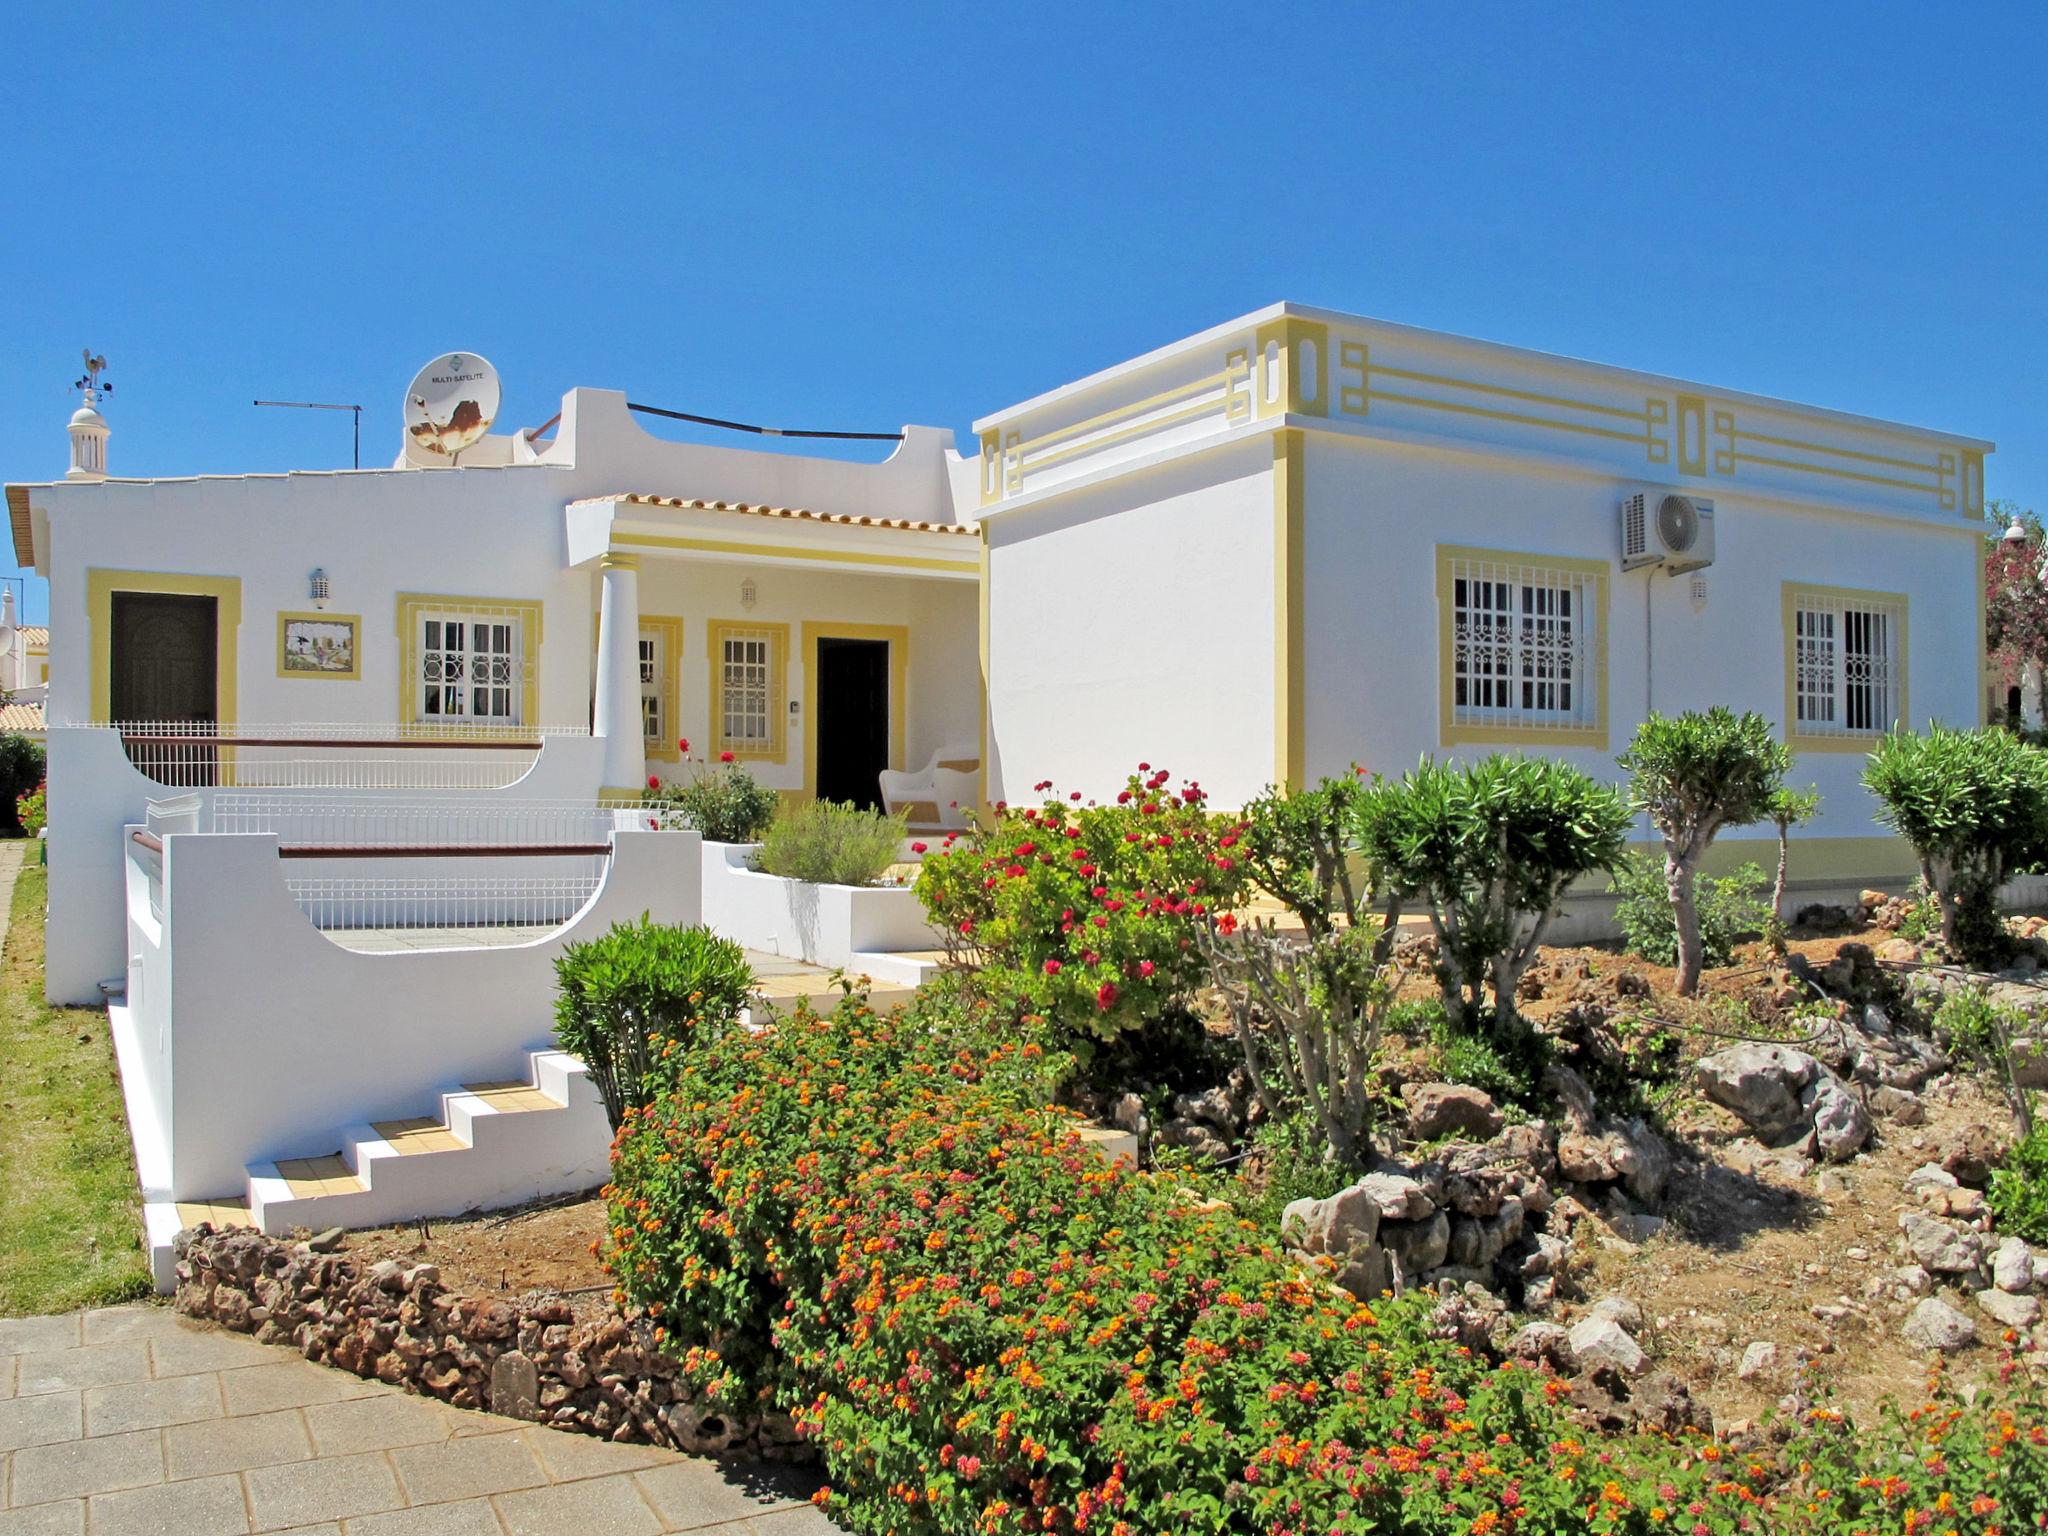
top-left (982, 436), bottom-right (1277, 808)
top-left (1299, 432), bottom-right (1982, 869)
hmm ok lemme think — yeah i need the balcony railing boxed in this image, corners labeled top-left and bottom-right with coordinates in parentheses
top-left (77, 721), bottom-right (589, 790)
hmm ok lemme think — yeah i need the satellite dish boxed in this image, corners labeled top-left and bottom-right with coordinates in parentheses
top-left (403, 352), bottom-right (500, 460)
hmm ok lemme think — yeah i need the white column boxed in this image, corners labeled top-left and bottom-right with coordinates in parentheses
top-left (2025, 661), bottom-right (2045, 733)
top-left (594, 553), bottom-right (645, 791)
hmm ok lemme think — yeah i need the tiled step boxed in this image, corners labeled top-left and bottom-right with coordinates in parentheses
top-left (144, 1049), bottom-right (613, 1288)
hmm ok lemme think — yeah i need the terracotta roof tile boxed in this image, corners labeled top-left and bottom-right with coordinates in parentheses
top-left (0, 702), bottom-right (44, 733)
top-left (17, 627), bottom-right (47, 647)
top-left (585, 493), bottom-right (976, 536)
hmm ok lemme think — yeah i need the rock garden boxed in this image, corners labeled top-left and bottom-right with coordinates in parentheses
top-left (175, 712), bottom-right (2048, 1532)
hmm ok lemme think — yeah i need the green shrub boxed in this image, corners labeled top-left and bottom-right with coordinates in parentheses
top-left (754, 798), bottom-right (905, 886)
top-left (552, 917), bottom-right (754, 1130)
top-left (1610, 850), bottom-right (1772, 969)
top-left (914, 767), bottom-right (1250, 1044)
top-left (1618, 708), bottom-right (1791, 996)
top-left (1426, 1006), bottom-right (1546, 1105)
top-left (1354, 755), bottom-right (1630, 1034)
top-left (647, 759), bottom-right (778, 844)
top-left (1991, 1124), bottom-right (2048, 1243)
top-left (604, 987), bottom-right (2048, 1535)
top-left (1864, 724), bottom-right (2048, 965)
top-left (15, 780), bottom-right (44, 837)
top-left (0, 735), bottom-right (44, 836)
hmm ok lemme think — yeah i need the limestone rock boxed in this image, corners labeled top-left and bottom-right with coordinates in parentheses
top-left (1737, 1341), bottom-right (1777, 1381)
top-left (1901, 1297), bottom-right (1977, 1352)
top-left (1508, 1320), bottom-right (1575, 1371)
top-left (1695, 1044), bottom-right (1819, 1141)
top-left (1402, 1082), bottom-right (1504, 1142)
top-left (1977, 1288), bottom-right (2042, 1329)
top-left (1943, 1123), bottom-right (2007, 1188)
top-left (1994, 1236), bottom-right (2036, 1294)
top-left (1587, 1295), bottom-right (1644, 1332)
top-left (1280, 1184), bottom-right (1380, 1258)
top-left (1379, 1211), bottom-right (1451, 1280)
top-left (1356, 1170), bottom-right (1438, 1222)
top-left (1899, 1213), bottom-right (1988, 1275)
top-left (1568, 1316), bottom-right (1647, 1377)
top-left (1803, 1075), bottom-right (1872, 1162)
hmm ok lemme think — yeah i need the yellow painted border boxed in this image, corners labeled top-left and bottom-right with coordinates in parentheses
top-left (1781, 582), bottom-right (1909, 753)
top-left (394, 592), bottom-right (544, 729)
top-left (1272, 430), bottom-right (1306, 786)
top-left (87, 569), bottom-right (243, 724)
top-left (275, 611), bottom-right (362, 681)
top-left (1434, 544), bottom-right (1609, 748)
top-left (642, 615), bottom-right (685, 763)
top-left (977, 526), bottom-right (992, 814)
top-left (709, 618), bottom-right (790, 763)
top-left (800, 621), bottom-right (909, 800)
top-left (614, 532), bottom-right (977, 576)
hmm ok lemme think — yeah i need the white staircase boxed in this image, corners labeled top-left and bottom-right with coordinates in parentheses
top-left (143, 1048), bottom-right (610, 1287)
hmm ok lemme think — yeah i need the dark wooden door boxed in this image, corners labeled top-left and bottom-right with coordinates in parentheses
top-left (813, 638), bottom-right (889, 811)
top-left (111, 592), bottom-right (218, 786)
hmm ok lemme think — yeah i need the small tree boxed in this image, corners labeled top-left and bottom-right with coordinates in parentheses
top-left (1200, 776), bottom-right (1399, 1167)
top-left (1355, 755), bottom-right (1630, 1034)
top-left (1863, 724), bottom-right (2048, 965)
top-left (1766, 784), bottom-right (1821, 927)
top-left (1618, 709), bottom-right (1791, 997)
top-left (1985, 501), bottom-right (2048, 721)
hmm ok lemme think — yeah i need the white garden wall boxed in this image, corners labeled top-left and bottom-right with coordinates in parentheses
top-left (697, 840), bottom-right (939, 983)
top-left (119, 826), bottom-right (699, 1202)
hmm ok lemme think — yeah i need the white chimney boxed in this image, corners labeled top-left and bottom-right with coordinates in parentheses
top-left (67, 399), bottom-right (109, 480)
top-left (68, 350), bottom-right (111, 481)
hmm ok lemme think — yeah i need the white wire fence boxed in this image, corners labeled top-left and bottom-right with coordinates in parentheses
top-left (206, 795), bottom-right (634, 851)
top-left (280, 862), bottom-right (611, 936)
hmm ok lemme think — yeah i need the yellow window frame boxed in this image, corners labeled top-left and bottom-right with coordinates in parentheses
top-left (1781, 582), bottom-right (1909, 753)
top-left (709, 619), bottom-right (790, 763)
top-left (1435, 544), bottom-right (1610, 749)
top-left (394, 592), bottom-right (543, 731)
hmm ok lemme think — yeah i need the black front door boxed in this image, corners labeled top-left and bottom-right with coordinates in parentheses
top-left (813, 638), bottom-right (890, 811)
top-left (111, 592), bottom-right (218, 786)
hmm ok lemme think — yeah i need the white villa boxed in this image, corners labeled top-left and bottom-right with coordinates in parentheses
top-left (4, 303), bottom-right (1994, 1281)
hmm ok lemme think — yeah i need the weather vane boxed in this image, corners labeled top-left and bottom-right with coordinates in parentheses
top-left (73, 350), bottom-right (111, 399)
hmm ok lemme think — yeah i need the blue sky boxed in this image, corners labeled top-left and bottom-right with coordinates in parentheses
top-left (3, 3), bottom-right (2042, 624)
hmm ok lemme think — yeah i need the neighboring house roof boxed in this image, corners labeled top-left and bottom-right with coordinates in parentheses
top-left (6, 484), bottom-right (29, 568)
top-left (0, 701), bottom-right (45, 734)
top-left (18, 628), bottom-right (47, 649)
top-left (586, 493), bottom-right (978, 537)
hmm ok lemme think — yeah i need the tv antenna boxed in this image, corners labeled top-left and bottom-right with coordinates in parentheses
top-left (254, 399), bottom-right (364, 469)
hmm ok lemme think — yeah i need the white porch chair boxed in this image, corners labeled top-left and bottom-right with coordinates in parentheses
top-left (880, 742), bottom-right (980, 831)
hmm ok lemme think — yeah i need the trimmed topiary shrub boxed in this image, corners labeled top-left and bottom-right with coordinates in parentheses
top-left (1863, 724), bottom-right (2048, 966)
top-left (552, 917), bottom-right (754, 1130)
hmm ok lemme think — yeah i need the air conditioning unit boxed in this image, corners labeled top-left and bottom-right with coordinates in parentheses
top-left (1620, 490), bottom-right (1716, 574)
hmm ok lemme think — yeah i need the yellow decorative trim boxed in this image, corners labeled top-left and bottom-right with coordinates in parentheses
top-left (983, 528), bottom-right (999, 819)
top-left (1618, 833), bottom-right (1918, 886)
top-left (1676, 394), bottom-right (1707, 476)
top-left (275, 611), bottom-right (361, 681)
top-left (978, 430), bottom-right (1002, 507)
top-left (613, 532), bottom-right (977, 576)
top-left (1272, 431), bottom-right (1306, 787)
top-left (1434, 545), bottom-right (1609, 749)
top-left (709, 618), bottom-right (789, 763)
top-left (394, 591), bottom-right (543, 728)
top-left (643, 615), bottom-right (684, 762)
top-left (1780, 581), bottom-right (1909, 753)
top-left (87, 569), bottom-right (243, 725)
top-left (1254, 316), bottom-right (1329, 421)
top-left (801, 622), bottom-right (908, 799)
top-left (1337, 340), bottom-right (1369, 416)
top-left (598, 552), bottom-right (641, 572)
top-left (1962, 449), bottom-right (1985, 520)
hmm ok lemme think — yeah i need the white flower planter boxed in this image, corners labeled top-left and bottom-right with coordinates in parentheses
top-left (698, 841), bottom-right (941, 985)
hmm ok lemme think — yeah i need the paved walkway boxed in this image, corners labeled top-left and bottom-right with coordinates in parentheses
top-left (0, 839), bottom-right (28, 958)
top-left (0, 1305), bottom-right (834, 1535)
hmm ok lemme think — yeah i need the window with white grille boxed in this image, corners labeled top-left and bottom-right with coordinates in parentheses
top-left (1444, 553), bottom-right (1602, 733)
top-left (715, 625), bottom-right (784, 758)
top-left (1788, 587), bottom-right (1904, 739)
top-left (638, 629), bottom-right (665, 745)
top-left (418, 613), bottom-right (522, 724)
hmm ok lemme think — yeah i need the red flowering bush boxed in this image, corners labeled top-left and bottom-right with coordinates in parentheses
top-left (605, 991), bottom-right (2048, 1535)
top-left (914, 767), bottom-right (1251, 1042)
